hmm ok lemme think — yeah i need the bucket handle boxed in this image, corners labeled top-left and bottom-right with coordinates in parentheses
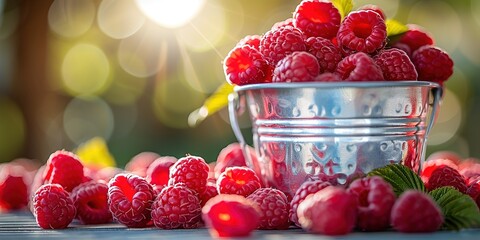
top-left (228, 91), bottom-right (255, 169)
top-left (426, 86), bottom-right (443, 136)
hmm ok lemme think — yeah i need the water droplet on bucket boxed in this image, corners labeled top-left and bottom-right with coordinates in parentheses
top-left (347, 163), bottom-right (355, 170)
top-left (346, 144), bottom-right (357, 152)
top-left (319, 105), bottom-right (326, 117)
top-left (362, 105), bottom-right (372, 116)
top-left (405, 104), bottom-right (412, 114)
top-left (318, 143), bottom-right (327, 151)
top-left (267, 101), bottom-right (273, 114)
top-left (395, 103), bottom-right (402, 113)
top-left (331, 106), bottom-right (341, 116)
top-left (292, 107), bottom-right (301, 117)
top-left (380, 142), bottom-right (388, 151)
top-left (308, 104), bottom-right (318, 116)
top-left (337, 174), bottom-right (347, 185)
top-left (294, 144), bottom-right (302, 152)
top-left (373, 105), bottom-right (382, 115)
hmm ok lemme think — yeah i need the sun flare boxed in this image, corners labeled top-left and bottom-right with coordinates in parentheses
top-left (135, 0), bottom-right (205, 28)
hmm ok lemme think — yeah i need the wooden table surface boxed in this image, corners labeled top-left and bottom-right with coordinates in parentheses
top-left (1, 211), bottom-right (480, 240)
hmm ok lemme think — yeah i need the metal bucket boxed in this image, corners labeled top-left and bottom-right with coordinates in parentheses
top-left (228, 81), bottom-right (442, 197)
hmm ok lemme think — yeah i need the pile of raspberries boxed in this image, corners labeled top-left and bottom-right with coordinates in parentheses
top-left (1, 143), bottom-right (479, 236)
top-left (224, 0), bottom-right (453, 86)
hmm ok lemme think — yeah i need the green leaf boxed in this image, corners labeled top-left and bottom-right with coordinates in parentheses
top-left (188, 83), bottom-right (234, 127)
top-left (331, 0), bottom-right (353, 20)
top-left (386, 19), bottom-right (408, 37)
top-left (368, 164), bottom-right (426, 196)
top-left (429, 187), bottom-right (480, 230)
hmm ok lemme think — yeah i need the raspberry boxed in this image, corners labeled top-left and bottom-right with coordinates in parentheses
top-left (108, 173), bottom-right (154, 228)
top-left (336, 52), bottom-right (384, 81)
top-left (293, 0), bottom-right (341, 39)
top-left (246, 188), bottom-right (290, 230)
top-left (314, 72), bottom-right (342, 82)
top-left (391, 190), bottom-right (443, 233)
top-left (271, 18), bottom-right (294, 31)
top-left (458, 158), bottom-right (479, 171)
top-left (125, 152), bottom-right (159, 178)
top-left (467, 179), bottom-right (480, 208)
top-left (202, 194), bottom-right (260, 237)
top-left (151, 184), bottom-right (202, 229)
top-left (0, 163), bottom-right (29, 211)
top-left (337, 10), bottom-right (387, 55)
top-left (289, 179), bottom-right (332, 226)
top-left (426, 165), bottom-right (467, 193)
top-left (260, 26), bottom-right (306, 64)
top-left (392, 42), bottom-right (412, 57)
top-left (71, 180), bottom-right (112, 224)
top-left (200, 181), bottom-right (218, 206)
top-left (43, 150), bottom-right (84, 192)
top-left (33, 184), bottom-right (76, 229)
top-left (358, 4), bottom-right (386, 20)
top-left (146, 156), bottom-right (177, 187)
top-left (305, 37), bottom-right (342, 73)
top-left (273, 51), bottom-right (320, 82)
top-left (216, 166), bottom-right (261, 197)
top-left (460, 163), bottom-right (480, 184)
top-left (396, 24), bottom-right (434, 52)
top-left (95, 167), bottom-right (124, 182)
top-left (224, 45), bottom-right (269, 85)
top-left (374, 48), bottom-right (418, 81)
top-left (347, 176), bottom-right (395, 231)
top-left (214, 143), bottom-right (248, 179)
top-left (420, 158), bottom-right (458, 183)
top-left (297, 186), bottom-right (357, 235)
top-left (412, 45), bottom-right (454, 84)
top-left (169, 155), bottom-right (210, 195)
top-left (236, 35), bottom-right (261, 50)
top-left (427, 151), bottom-right (462, 165)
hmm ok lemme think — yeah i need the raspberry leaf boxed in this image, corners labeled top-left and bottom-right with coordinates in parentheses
top-left (332, 0), bottom-right (353, 20)
top-left (386, 19), bottom-right (408, 37)
top-left (429, 187), bottom-right (480, 230)
top-left (188, 83), bottom-right (234, 127)
top-left (368, 164), bottom-right (426, 196)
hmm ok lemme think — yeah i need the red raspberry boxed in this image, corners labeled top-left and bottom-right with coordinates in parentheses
top-left (202, 194), bottom-right (260, 237)
top-left (125, 152), bottom-right (159, 177)
top-left (169, 155), bottom-right (210, 195)
top-left (391, 190), bottom-right (443, 233)
top-left (146, 156), bottom-right (177, 187)
top-left (236, 35), bottom-right (261, 50)
top-left (458, 158), bottom-right (479, 170)
top-left (260, 26), bottom-right (306, 64)
top-left (71, 180), bottom-right (112, 224)
top-left (289, 179), bottom-right (332, 226)
top-left (337, 10), bottom-right (387, 55)
top-left (460, 163), bottom-right (480, 184)
top-left (273, 51), bottom-right (320, 82)
top-left (151, 184), bottom-right (202, 229)
top-left (271, 18), bottom-right (294, 31)
top-left (412, 45), bottom-right (454, 84)
top-left (246, 188), bottom-right (290, 230)
top-left (305, 37), bottom-right (342, 73)
top-left (392, 42), bottom-right (412, 57)
top-left (467, 179), bottom-right (480, 208)
top-left (33, 184), bottom-right (76, 229)
top-left (297, 186), bottom-right (357, 235)
top-left (0, 163), bottom-right (29, 211)
top-left (200, 181), bottom-right (218, 207)
top-left (216, 166), bottom-right (261, 197)
top-left (108, 173), bottom-right (154, 228)
top-left (347, 176), bottom-right (395, 231)
top-left (420, 158), bottom-right (458, 183)
top-left (396, 24), bottom-right (434, 52)
top-left (427, 151), bottom-right (462, 165)
top-left (95, 167), bottom-right (124, 182)
top-left (224, 45), bottom-right (269, 85)
top-left (426, 165), bottom-right (467, 193)
top-left (358, 4), bottom-right (386, 20)
top-left (374, 48), bottom-right (418, 81)
top-left (293, 0), bottom-right (341, 39)
top-left (43, 150), bottom-right (84, 192)
top-left (214, 143), bottom-right (248, 179)
top-left (336, 52), bottom-right (384, 81)
top-left (314, 72), bottom-right (342, 82)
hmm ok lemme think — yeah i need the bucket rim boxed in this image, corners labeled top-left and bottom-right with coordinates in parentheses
top-left (234, 81), bottom-right (441, 92)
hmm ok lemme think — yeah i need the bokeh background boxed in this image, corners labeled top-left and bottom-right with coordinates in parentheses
top-left (0, 0), bottom-right (478, 166)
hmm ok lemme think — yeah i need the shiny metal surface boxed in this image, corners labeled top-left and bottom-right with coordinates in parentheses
top-left (229, 81), bottom-right (442, 197)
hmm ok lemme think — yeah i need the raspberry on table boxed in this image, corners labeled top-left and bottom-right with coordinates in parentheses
top-left (289, 179), bottom-right (331, 226)
top-left (168, 155), bottom-right (210, 195)
top-left (246, 188), bottom-right (290, 230)
top-left (224, 45), bottom-right (270, 86)
top-left (412, 45), bottom-right (453, 84)
top-left (293, 0), bottom-right (341, 39)
top-left (260, 26), bottom-right (306, 64)
top-left (336, 52), bottom-right (384, 81)
top-left (71, 180), bottom-right (112, 225)
top-left (337, 10), bottom-right (387, 55)
top-left (305, 37), bottom-right (342, 73)
top-left (358, 4), bottom-right (386, 20)
top-left (202, 194), bottom-right (260, 237)
top-left (33, 184), bottom-right (76, 229)
top-left (43, 150), bottom-right (85, 192)
top-left (314, 72), bottom-right (342, 82)
top-left (297, 186), bottom-right (358, 235)
top-left (108, 173), bottom-right (154, 228)
top-left (273, 51), bottom-right (320, 82)
top-left (216, 166), bottom-right (262, 197)
top-left (200, 181), bottom-right (219, 207)
top-left (0, 163), bottom-right (29, 211)
top-left (374, 48), bottom-right (418, 81)
top-left (214, 143), bottom-right (248, 179)
top-left (146, 156), bottom-right (177, 187)
top-left (236, 35), bottom-right (262, 51)
top-left (391, 190), bottom-right (443, 233)
top-left (425, 165), bottom-right (467, 193)
top-left (347, 176), bottom-right (395, 231)
top-left (420, 158), bottom-right (458, 183)
top-left (125, 152), bottom-right (160, 178)
top-left (395, 24), bottom-right (434, 52)
top-left (151, 184), bottom-right (202, 229)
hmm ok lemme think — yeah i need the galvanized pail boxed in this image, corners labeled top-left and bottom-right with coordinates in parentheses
top-left (228, 81), bottom-right (442, 197)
